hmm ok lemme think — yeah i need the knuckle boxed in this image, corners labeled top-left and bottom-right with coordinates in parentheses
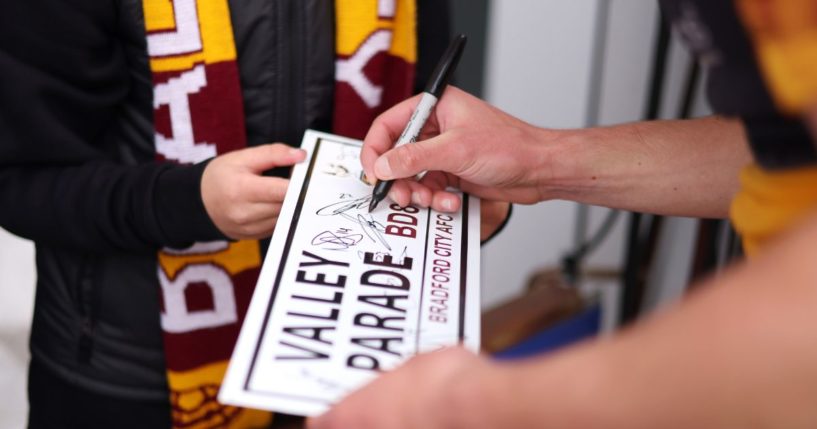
top-left (398, 145), bottom-right (424, 172)
top-left (228, 208), bottom-right (250, 226)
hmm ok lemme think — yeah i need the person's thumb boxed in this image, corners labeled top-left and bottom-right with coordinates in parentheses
top-left (234, 143), bottom-right (306, 173)
top-left (373, 134), bottom-right (466, 180)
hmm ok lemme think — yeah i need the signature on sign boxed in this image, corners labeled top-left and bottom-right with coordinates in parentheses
top-left (313, 195), bottom-right (392, 251)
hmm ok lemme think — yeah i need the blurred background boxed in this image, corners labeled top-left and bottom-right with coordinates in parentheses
top-left (0, 0), bottom-right (740, 426)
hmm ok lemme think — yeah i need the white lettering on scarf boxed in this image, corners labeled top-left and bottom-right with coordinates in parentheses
top-left (159, 264), bottom-right (238, 333)
top-left (153, 64), bottom-right (216, 163)
top-left (335, 0), bottom-right (397, 109)
top-left (146, 0), bottom-right (203, 56)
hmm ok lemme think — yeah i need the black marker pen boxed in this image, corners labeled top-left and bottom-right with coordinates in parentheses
top-left (368, 34), bottom-right (467, 212)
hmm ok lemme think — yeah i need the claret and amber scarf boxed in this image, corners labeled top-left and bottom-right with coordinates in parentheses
top-left (141, 0), bottom-right (415, 427)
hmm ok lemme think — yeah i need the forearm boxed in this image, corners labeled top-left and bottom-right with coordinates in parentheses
top-left (0, 161), bottom-right (225, 252)
top-left (501, 211), bottom-right (817, 428)
top-left (542, 116), bottom-right (751, 218)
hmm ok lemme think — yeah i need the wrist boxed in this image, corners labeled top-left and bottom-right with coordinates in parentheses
top-left (155, 160), bottom-right (228, 246)
top-left (530, 126), bottom-right (598, 202)
top-left (534, 124), bottom-right (647, 207)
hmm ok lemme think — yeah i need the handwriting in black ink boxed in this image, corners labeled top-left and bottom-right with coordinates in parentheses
top-left (311, 230), bottom-right (364, 251)
top-left (315, 196), bottom-right (371, 217)
top-left (315, 195), bottom-right (393, 251)
top-left (356, 214), bottom-right (391, 251)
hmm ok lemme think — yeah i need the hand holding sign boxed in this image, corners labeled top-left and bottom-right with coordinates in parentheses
top-left (202, 144), bottom-right (306, 239)
top-left (219, 131), bottom-right (481, 416)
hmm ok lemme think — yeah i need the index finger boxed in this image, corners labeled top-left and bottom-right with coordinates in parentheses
top-left (361, 93), bottom-right (424, 182)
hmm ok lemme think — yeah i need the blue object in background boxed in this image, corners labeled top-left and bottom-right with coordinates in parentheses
top-left (493, 304), bottom-right (601, 360)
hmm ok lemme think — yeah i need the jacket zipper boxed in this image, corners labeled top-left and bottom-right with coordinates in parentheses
top-left (77, 255), bottom-right (96, 363)
top-left (274, 0), bottom-right (307, 145)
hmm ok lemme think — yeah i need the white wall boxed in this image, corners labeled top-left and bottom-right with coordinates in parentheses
top-left (0, 228), bottom-right (35, 428)
top-left (480, 0), bottom-right (599, 308)
top-left (479, 0), bottom-right (648, 308)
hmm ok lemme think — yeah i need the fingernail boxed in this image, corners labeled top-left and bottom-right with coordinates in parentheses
top-left (442, 199), bottom-right (453, 211)
top-left (411, 192), bottom-right (422, 206)
top-left (363, 171), bottom-right (376, 185)
top-left (374, 157), bottom-right (393, 179)
top-left (289, 148), bottom-right (304, 157)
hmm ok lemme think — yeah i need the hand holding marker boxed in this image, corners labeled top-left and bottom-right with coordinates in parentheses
top-left (368, 34), bottom-right (468, 212)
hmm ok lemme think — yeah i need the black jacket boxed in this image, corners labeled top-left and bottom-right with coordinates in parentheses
top-left (0, 0), bottom-right (448, 401)
top-left (660, 0), bottom-right (817, 169)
